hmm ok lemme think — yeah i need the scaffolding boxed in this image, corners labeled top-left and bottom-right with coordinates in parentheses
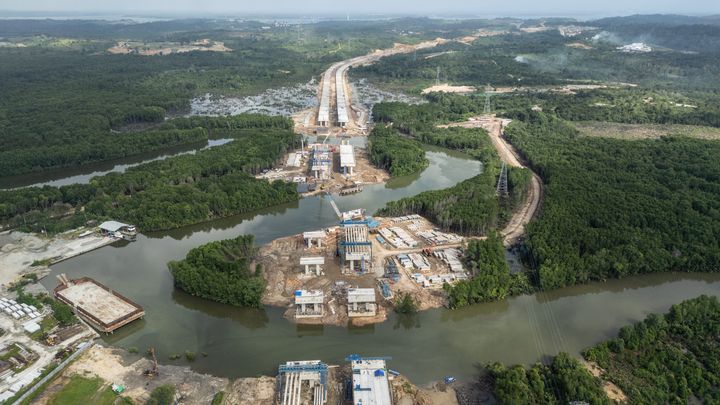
top-left (340, 225), bottom-right (372, 273)
top-left (278, 360), bottom-right (329, 405)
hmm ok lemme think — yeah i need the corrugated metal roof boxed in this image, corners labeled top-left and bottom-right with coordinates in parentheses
top-left (99, 220), bottom-right (130, 232)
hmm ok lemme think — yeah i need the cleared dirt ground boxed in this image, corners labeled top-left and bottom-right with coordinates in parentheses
top-left (32, 345), bottom-right (228, 405)
top-left (422, 84), bottom-right (477, 94)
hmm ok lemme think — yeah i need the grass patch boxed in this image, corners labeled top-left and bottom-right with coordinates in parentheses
top-left (30, 315), bottom-right (59, 341)
top-left (212, 391), bottom-right (225, 405)
top-left (47, 375), bottom-right (127, 405)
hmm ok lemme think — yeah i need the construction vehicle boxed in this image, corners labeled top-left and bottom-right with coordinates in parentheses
top-left (143, 347), bottom-right (159, 377)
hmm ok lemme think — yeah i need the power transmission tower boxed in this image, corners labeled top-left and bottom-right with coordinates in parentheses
top-left (435, 66), bottom-right (441, 86)
top-left (483, 84), bottom-right (492, 114)
top-left (496, 161), bottom-right (509, 197)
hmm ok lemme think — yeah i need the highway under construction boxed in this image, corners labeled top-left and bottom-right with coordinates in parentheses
top-left (302, 38), bottom-right (450, 135)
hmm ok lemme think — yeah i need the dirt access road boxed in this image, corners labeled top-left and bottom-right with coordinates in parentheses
top-left (443, 115), bottom-right (543, 246)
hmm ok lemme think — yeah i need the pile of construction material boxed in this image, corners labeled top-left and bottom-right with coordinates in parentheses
top-left (378, 227), bottom-right (418, 249)
top-left (416, 230), bottom-right (463, 245)
top-left (0, 298), bottom-right (41, 321)
top-left (411, 272), bottom-right (467, 288)
top-left (433, 248), bottom-right (466, 273)
top-left (389, 214), bottom-right (422, 223)
top-left (395, 253), bottom-right (430, 271)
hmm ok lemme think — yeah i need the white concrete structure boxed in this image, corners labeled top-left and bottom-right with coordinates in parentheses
top-left (339, 144), bottom-right (356, 175)
top-left (300, 257), bottom-right (325, 276)
top-left (303, 231), bottom-right (325, 248)
top-left (342, 225), bottom-right (372, 273)
top-left (336, 64), bottom-right (349, 127)
top-left (295, 290), bottom-right (324, 319)
top-left (350, 358), bottom-right (392, 405)
top-left (317, 65), bottom-right (335, 127)
top-left (285, 152), bottom-right (302, 167)
top-left (347, 288), bottom-right (376, 317)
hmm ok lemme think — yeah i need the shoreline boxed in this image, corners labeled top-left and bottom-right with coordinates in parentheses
top-left (29, 344), bottom-right (470, 405)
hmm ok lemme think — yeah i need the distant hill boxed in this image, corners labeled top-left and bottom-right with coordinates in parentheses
top-left (591, 14), bottom-right (720, 53)
top-left (593, 14), bottom-right (720, 27)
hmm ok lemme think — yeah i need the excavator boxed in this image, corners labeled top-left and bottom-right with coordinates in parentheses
top-left (143, 347), bottom-right (158, 377)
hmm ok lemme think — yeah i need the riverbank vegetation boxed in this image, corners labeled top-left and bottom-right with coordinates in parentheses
top-left (445, 233), bottom-right (532, 308)
top-left (487, 295), bottom-right (720, 404)
top-left (504, 111), bottom-right (720, 289)
top-left (488, 353), bottom-right (610, 404)
top-left (584, 295), bottom-right (720, 403)
top-left (168, 235), bottom-right (265, 308)
top-left (0, 115), bottom-right (300, 233)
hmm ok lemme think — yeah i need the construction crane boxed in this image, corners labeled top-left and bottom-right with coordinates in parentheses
top-left (143, 347), bottom-right (159, 377)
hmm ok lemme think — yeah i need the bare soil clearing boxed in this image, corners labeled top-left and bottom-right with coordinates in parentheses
top-left (422, 84), bottom-right (477, 94)
top-left (0, 230), bottom-right (114, 290)
top-left (108, 39), bottom-right (231, 56)
top-left (583, 360), bottom-right (628, 403)
top-left (392, 375), bottom-right (460, 405)
top-left (32, 345), bottom-right (228, 405)
top-left (223, 376), bottom-right (276, 405)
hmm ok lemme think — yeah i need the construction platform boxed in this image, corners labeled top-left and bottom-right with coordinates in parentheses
top-left (349, 356), bottom-right (392, 405)
top-left (54, 275), bottom-right (145, 334)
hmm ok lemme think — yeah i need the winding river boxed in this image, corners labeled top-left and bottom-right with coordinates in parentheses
top-left (33, 140), bottom-right (720, 385)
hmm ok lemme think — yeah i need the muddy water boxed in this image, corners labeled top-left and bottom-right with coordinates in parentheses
top-left (40, 146), bottom-right (720, 385)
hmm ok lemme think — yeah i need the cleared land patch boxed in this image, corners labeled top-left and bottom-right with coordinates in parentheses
top-left (575, 121), bottom-right (720, 140)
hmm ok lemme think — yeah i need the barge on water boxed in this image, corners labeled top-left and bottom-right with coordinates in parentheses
top-left (54, 274), bottom-right (145, 334)
top-left (339, 184), bottom-right (362, 196)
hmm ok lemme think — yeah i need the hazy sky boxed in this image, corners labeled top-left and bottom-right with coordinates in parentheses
top-left (1, 0), bottom-right (718, 17)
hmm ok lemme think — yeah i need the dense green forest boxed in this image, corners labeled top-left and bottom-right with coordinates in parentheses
top-left (371, 101), bottom-right (531, 235)
top-left (353, 19), bottom-right (720, 92)
top-left (0, 17), bottom-right (492, 177)
top-left (445, 233), bottom-right (532, 308)
top-left (368, 126), bottom-right (428, 176)
top-left (0, 115), bottom-right (300, 233)
top-left (583, 295), bottom-right (720, 404)
top-left (496, 89), bottom-right (720, 128)
top-left (488, 353), bottom-right (610, 404)
top-left (168, 235), bottom-right (265, 308)
top-left (504, 112), bottom-right (720, 289)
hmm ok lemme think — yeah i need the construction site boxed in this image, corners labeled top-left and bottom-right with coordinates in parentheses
top-left (273, 355), bottom-right (459, 405)
top-left (257, 138), bottom-right (388, 197)
top-left (258, 190), bottom-right (473, 325)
